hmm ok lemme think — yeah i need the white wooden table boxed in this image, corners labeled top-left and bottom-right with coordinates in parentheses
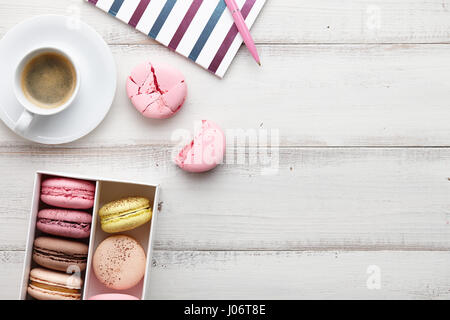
top-left (1, 0), bottom-right (450, 299)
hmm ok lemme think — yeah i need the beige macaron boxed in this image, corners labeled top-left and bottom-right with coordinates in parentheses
top-left (27, 268), bottom-right (83, 300)
top-left (93, 235), bottom-right (146, 290)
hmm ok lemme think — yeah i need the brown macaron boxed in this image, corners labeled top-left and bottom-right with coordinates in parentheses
top-left (33, 236), bottom-right (89, 272)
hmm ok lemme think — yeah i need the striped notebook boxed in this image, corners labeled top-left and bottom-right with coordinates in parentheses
top-left (87, 0), bottom-right (266, 77)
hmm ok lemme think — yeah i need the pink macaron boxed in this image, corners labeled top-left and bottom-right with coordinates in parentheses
top-left (93, 235), bottom-right (146, 290)
top-left (41, 177), bottom-right (95, 209)
top-left (88, 293), bottom-right (139, 300)
top-left (36, 209), bottom-right (92, 239)
top-left (126, 61), bottom-right (187, 119)
top-left (175, 120), bottom-right (226, 173)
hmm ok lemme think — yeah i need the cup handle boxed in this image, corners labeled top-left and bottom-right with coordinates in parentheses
top-left (14, 109), bottom-right (34, 133)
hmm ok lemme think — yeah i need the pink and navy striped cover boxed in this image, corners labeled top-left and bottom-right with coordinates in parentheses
top-left (87, 0), bottom-right (266, 77)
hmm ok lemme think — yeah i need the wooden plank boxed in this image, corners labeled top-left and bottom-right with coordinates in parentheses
top-left (146, 250), bottom-right (450, 299)
top-left (2, 250), bottom-right (449, 299)
top-left (0, 250), bottom-right (25, 300)
top-left (2, 0), bottom-right (450, 44)
top-left (1, 44), bottom-right (450, 147)
top-left (1, 147), bottom-right (449, 251)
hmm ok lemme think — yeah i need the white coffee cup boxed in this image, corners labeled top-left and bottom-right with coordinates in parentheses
top-left (13, 47), bottom-right (80, 132)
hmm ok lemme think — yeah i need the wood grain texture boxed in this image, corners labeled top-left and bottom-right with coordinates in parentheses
top-left (1, 147), bottom-right (449, 251)
top-left (2, 0), bottom-right (450, 44)
top-left (2, 250), bottom-right (450, 300)
top-left (1, 44), bottom-right (450, 146)
top-left (146, 250), bottom-right (450, 299)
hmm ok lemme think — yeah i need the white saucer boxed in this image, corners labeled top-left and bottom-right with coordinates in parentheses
top-left (0, 15), bottom-right (116, 144)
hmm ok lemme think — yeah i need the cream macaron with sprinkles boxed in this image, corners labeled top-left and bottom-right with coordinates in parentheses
top-left (99, 197), bottom-right (152, 233)
top-left (93, 235), bottom-right (146, 290)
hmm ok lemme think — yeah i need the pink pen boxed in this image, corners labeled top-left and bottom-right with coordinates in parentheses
top-left (224, 0), bottom-right (261, 65)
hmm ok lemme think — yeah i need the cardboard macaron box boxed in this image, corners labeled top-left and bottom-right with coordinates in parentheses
top-left (19, 171), bottom-right (160, 300)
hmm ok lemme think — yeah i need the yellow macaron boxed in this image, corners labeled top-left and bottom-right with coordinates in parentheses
top-left (99, 197), bottom-right (152, 233)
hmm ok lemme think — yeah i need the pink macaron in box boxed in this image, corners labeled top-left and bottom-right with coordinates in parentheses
top-left (40, 177), bottom-right (95, 209)
top-left (36, 209), bottom-right (92, 239)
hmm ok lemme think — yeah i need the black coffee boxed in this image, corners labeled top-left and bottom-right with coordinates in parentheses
top-left (21, 52), bottom-right (76, 109)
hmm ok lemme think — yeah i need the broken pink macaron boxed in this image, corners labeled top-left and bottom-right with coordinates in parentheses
top-left (41, 177), bottom-right (95, 209)
top-left (126, 61), bottom-right (187, 119)
top-left (175, 120), bottom-right (226, 173)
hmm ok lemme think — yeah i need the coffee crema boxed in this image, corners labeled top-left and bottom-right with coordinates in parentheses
top-left (21, 52), bottom-right (76, 109)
